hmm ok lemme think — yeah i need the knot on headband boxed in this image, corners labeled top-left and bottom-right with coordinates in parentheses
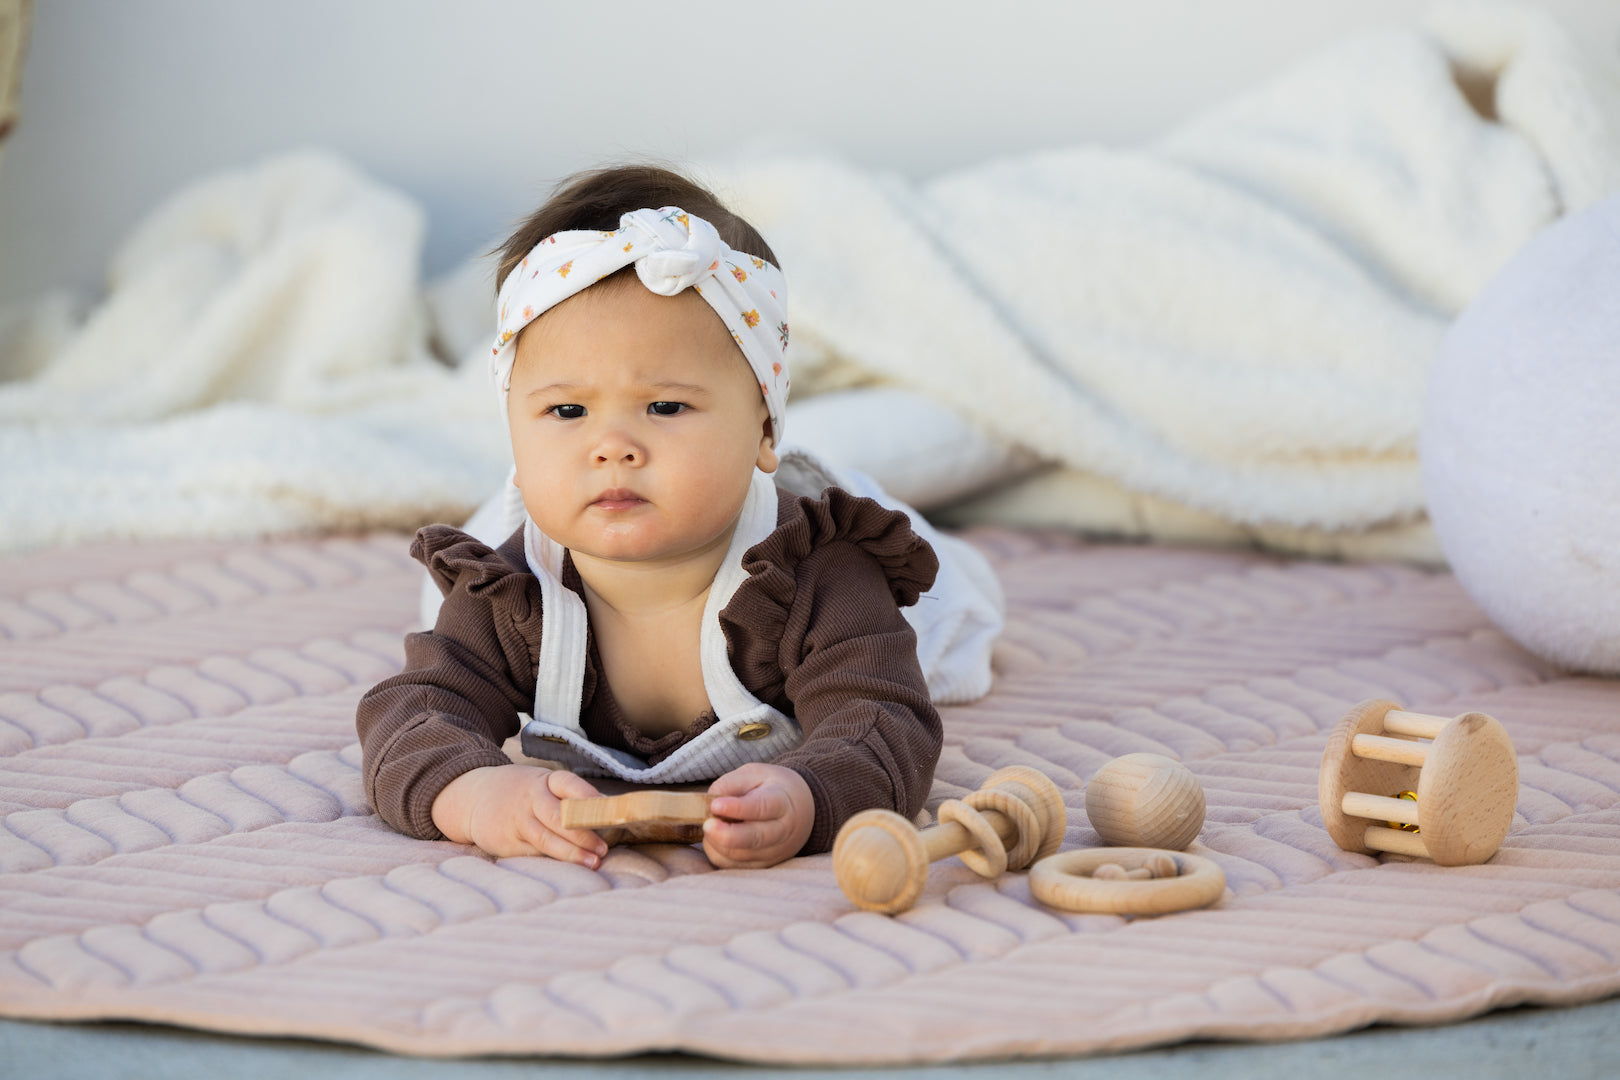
top-left (625, 208), bottom-right (723, 296)
top-left (491, 206), bottom-right (790, 445)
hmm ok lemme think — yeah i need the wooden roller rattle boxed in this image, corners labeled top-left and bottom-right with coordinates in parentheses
top-left (1319, 699), bottom-right (1518, 865)
top-left (832, 765), bottom-right (1067, 914)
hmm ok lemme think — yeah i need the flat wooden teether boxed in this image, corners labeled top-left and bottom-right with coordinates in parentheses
top-left (560, 791), bottom-right (715, 830)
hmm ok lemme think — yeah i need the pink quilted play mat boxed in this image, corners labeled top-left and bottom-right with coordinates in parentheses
top-left (2, 528), bottom-right (1619, 1064)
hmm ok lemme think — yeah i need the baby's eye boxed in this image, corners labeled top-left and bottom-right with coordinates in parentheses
top-left (648, 401), bottom-right (688, 416)
top-left (549, 404), bottom-right (586, 419)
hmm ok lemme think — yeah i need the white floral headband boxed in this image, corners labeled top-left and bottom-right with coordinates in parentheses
top-left (491, 206), bottom-right (790, 443)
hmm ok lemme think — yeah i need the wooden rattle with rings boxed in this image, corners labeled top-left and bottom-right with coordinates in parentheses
top-left (832, 765), bottom-right (1068, 915)
top-left (1319, 698), bottom-right (1518, 865)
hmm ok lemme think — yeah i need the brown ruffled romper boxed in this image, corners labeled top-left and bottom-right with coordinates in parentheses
top-left (357, 487), bottom-right (943, 856)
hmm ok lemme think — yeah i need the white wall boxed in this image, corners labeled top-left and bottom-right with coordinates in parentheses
top-left (1, 0), bottom-right (1617, 305)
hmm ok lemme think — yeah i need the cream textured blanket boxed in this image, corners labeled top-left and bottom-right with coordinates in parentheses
top-left (2, 529), bottom-right (1618, 1063)
top-left (709, 3), bottom-right (1620, 559)
top-left (0, 154), bottom-right (508, 554)
top-left (5, 6), bottom-right (1617, 560)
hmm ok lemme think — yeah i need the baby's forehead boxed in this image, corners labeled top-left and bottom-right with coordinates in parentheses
top-left (515, 282), bottom-right (751, 371)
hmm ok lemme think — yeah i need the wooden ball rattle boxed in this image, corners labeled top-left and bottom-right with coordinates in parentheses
top-left (1319, 699), bottom-right (1518, 865)
top-left (1030, 847), bottom-right (1225, 915)
top-left (832, 765), bottom-right (1066, 914)
top-left (1084, 752), bottom-right (1206, 850)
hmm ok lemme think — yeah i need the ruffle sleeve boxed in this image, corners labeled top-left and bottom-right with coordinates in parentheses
top-left (744, 486), bottom-right (939, 606)
top-left (726, 488), bottom-right (939, 700)
top-left (415, 524), bottom-right (532, 610)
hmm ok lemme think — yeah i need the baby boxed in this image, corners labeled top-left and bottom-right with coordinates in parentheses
top-left (357, 165), bottom-right (945, 870)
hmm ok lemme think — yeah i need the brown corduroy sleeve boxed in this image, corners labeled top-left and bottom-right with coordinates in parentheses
top-left (725, 489), bottom-right (944, 856)
top-left (355, 526), bottom-right (541, 840)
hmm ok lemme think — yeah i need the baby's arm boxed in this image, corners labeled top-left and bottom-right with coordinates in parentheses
top-left (716, 508), bottom-right (943, 861)
top-left (359, 527), bottom-right (601, 857)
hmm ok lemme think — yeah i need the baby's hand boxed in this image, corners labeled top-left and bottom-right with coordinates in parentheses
top-left (703, 763), bottom-right (815, 869)
top-left (430, 764), bottom-right (608, 868)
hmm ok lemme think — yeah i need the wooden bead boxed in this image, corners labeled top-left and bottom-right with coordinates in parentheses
top-left (833, 810), bottom-right (932, 915)
top-left (1144, 851), bottom-right (1179, 879)
top-left (1029, 847), bottom-right (1225, 915)
top-left (1084, 753), bottom-right (1206, 850)
top-left (1319, 699), bottom-right (1518, 866)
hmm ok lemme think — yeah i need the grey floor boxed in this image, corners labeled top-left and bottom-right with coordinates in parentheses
top-left (3, 995), bottom-right (1617, 1079)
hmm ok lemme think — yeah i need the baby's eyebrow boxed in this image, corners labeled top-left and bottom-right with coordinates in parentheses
top-left (645, 380), bottom-right (710, 396)
top-left (525, 381), bottom-right (584, 398)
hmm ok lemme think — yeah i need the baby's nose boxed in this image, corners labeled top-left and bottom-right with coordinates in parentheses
top-left (593, 431), bottom-right (642, 464)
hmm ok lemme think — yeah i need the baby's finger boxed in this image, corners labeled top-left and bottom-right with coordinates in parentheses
top-left (706, 764), bottom-right (767, 799)
top-left (517, 817), bottom-right (603, 868)
top-left (704, 814), bottom-right (791, 854)
top-left (528, 780), bottom-right (607, 858)
top-left (545, 770), bottom-right (602, 801)
top-left (710, 784), bottom-right (787, 823)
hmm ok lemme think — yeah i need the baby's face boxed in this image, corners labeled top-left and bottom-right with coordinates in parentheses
top-left (507, 278), bottom-right (776, 565)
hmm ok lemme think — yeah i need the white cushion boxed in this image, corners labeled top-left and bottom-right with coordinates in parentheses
top-left (1421, 194), bottom-right (1620, 674)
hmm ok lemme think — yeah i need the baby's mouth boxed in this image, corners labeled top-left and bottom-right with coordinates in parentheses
top-left (591, 488), bottom-right (647, 511)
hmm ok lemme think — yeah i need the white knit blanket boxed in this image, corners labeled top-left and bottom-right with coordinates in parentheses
top-left (3, 5), bottom-right (1616, 557)
top-left (707, 4), bottom-right (1620, 559)
top-left (0, 155), bottom-right (508, 553)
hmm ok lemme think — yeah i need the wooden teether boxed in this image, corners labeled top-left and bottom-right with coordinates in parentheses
top-left (560, 790), bottom-right (714, 830)
top-left (1084, 752), bottom-right (1206, 850)
top-left (832, 765), bottom-right (1067, 914)
top-left (1030, 847), bottom-right (1225, 915)
top-left (1319, 698), bottom-right (1518, 866)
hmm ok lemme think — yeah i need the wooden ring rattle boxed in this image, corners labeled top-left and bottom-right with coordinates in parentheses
top-left (1029, 847), bottom-right (1225, 915)
top-left (1319, 698), bottom-right (1518, 866)
top-left (833, 765), bottom-right (1067, 914)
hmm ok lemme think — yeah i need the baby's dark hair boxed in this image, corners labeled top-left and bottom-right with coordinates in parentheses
top-left (495, 165), bottom-right (779, 295)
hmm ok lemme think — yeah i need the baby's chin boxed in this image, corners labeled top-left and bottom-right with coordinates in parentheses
top-left (566, 523), bottom-right (735, 566)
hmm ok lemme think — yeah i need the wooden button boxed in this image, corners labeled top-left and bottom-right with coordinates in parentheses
top-left (535, 733), bottom-right (567, 743)
top-left (736, 722), bottom-right (772, 741)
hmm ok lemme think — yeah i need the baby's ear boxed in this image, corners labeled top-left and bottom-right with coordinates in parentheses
top-left (756, 419), bottom-right (779, 474)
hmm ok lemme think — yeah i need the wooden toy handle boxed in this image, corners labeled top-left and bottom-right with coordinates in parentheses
top-left (926, 807), bottom-right (1019, 864)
